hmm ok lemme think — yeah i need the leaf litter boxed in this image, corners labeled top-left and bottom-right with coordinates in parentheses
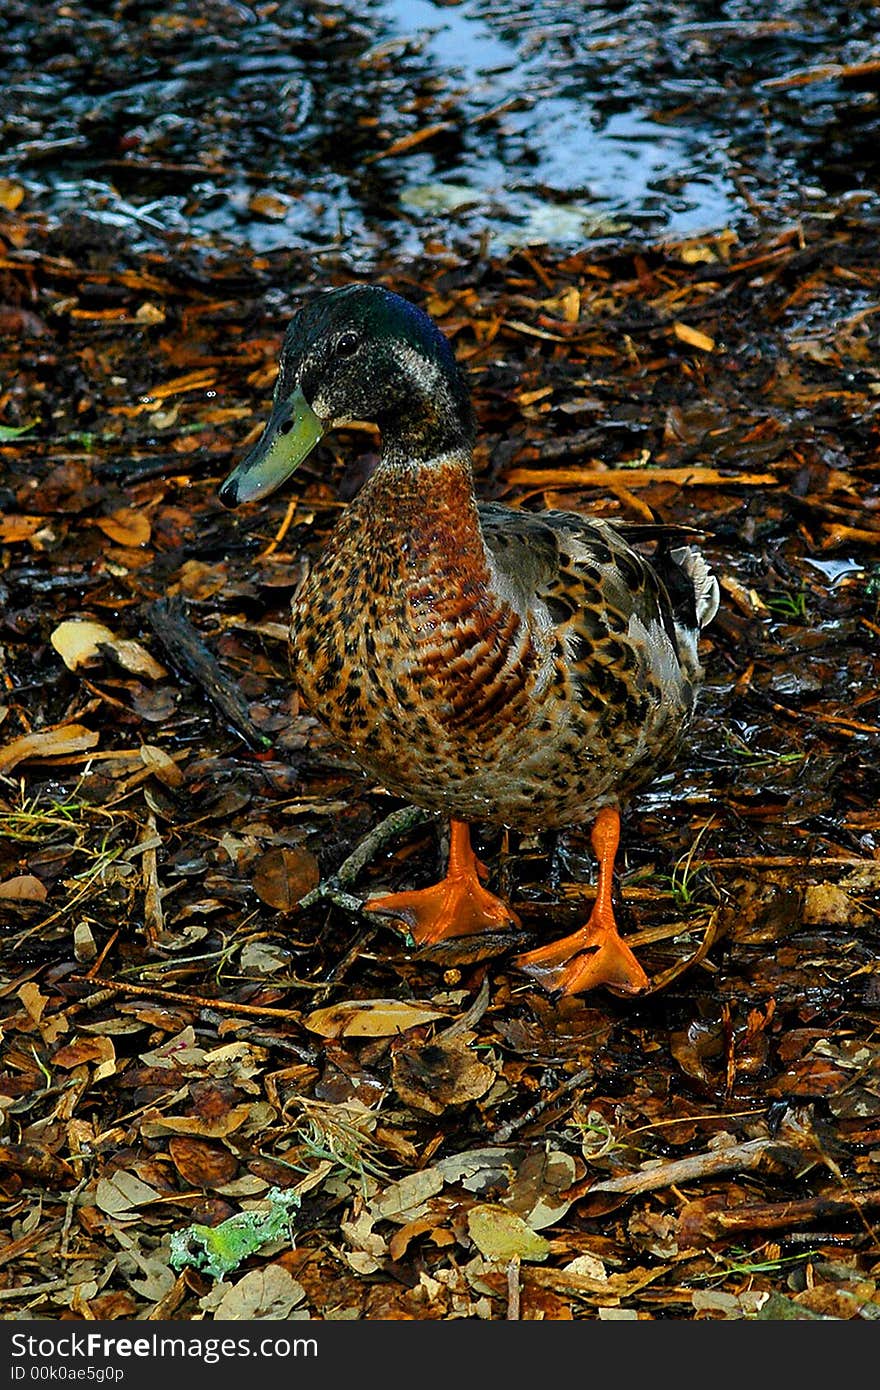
top-left (1, 193), bottom-right (879, 1324)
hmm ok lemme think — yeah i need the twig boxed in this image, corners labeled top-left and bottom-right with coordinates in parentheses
top-left (493, 1066), bottom-right (593, 1144)
top-left (679, 1189), bottom-right (880, 1245)
top-left (299, 804), bottom-right (432, 911)
top-left (146, 596), bottom-right (270, 751)
top-left (586, 1137), bottom-right (785, 1196)
top-left (260, 495), bottom-right (298, 557)
top-left (507, 1255), bottom-right (521, 1320)
top-left (309, 925), bottom-right (380, 1006)
top-left (437, 975), bottom-right (491, 1041)
top-left (0, 1277), bottom-right (78, 1300)
top-left (0, 1219), bottom-right (62, 1271)
top-left (72, 974), bottom-right (306, 1018)
top-left (60, 1177), bottom-right (90, 1258)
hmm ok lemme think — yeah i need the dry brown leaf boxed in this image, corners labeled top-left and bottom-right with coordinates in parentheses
top-left (0, 722), bottom-right (99, 774)
top-left (252, 847), bottom-right (321, 911)
top-left (0, 178), bottom-right (25, 210)
top-left (560, 285), bottom-right (581, 322)
top-left (140, 743), bottom-right (186, 788)
top-left (505, 1149), bottom-right (579, 1229)
top-left (305, 998), bottom-right (448, 1039)
top-left (803, 882), bottom-right (867, 926)
top-left (95, 1171), bottom-right (164, 1215)
top-left (18, 981), bottom-right (49, 1023)
top-left (139, 1102), bottom-right (254, 1140)
top-left (209, 1266), bottom-right (308, 1321)
top-left (391, 1032), bottom-right (496, 1113)
top-left (370, 1168), bottom-right (445, 1222)
top-left (0, 1143), bottom-right (75, 1185)
top-left (171, 559), bottom-right (229, 600)
top-left (51, 619), bottom-right (167, 680)
top-left (167, 1136), bottom-right (239, 1188)
top-left (0, 874), bottom-right (47, 904)
top-left (94, 507), bottom-right (152, 547)
top-left (53, 1037), bottom-right (116, 1076)
top-left (248, 192), bottom-right (291, 220)
top-left (0, 516), bottom-right (43, 543)
top-left (73, 921), bottom-right (98, 962)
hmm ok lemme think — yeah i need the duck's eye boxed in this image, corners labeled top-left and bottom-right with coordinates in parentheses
top-left (336, 331), bottom-right (360, 358)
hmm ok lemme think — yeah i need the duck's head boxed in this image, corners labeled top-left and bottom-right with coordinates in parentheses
top-left (219, 284), bottom-right (474, 507)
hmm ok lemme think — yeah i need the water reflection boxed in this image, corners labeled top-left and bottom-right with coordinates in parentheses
top-left (1, 0), bottom-right (878, 260)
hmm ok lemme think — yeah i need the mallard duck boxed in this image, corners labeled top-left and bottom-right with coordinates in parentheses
top-left (220, 284), bottom-right (719, 996)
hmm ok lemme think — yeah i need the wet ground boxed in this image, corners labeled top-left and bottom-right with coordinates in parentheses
top-left (3, 1), bottom-right (880, 259)
top-left (1, 0), bottom-right (879, 1328)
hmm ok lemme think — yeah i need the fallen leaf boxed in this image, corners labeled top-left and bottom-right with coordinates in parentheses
top-left (95, 1171), bottom-right (165, 1215)
top-left (436, 1147), bottom-right (521, 1190)
top-left (73, 921), bottom-right (97, 962)
top-left (0, 1143), bottom-right (75, 1185)
top-left (467, 1205), bottom-right (551, 1262)
top-left (505, 1149), bottom-right (579, 1230)
top-left (168, 1136), bottom-right (239, 1189)
top-left (370, 1168), bottom-right (445, 1222)
top-left (0, 874), bottom-right (47, 904)
top-left (0, 516), bottom-right (43, 543)
top-left (18, 981), bottom-right (48, 1024)
top-left (138, 1025), bottom-right (205, 1068)
top-left (0, 178), bottom-right (25, 210)
top-left (252, 846), bottom-right (320, 911)
top-left (139, 1103), bottom-right (253, 1140)
top-left (95, 507), bottom-right (152, 547)
top-left (803, 882), bottom-right (866, 926)
top-left (248, 192), bottom-right (292, 220)
top-left (391, 1033), bottom-right (495, 1113)
top-left (113, 1227), bottom-right (177, 1303)
top-left (51, 619), bottom-right (166, 680)
top-left (0, 723), bottom-right (99, 774)
top-left (210, 1265), bottom-right (308, 1320)
top-left (305, 998), bottom-right (447, 1039)
top-left (53, 1037), bottom-right (116, 1079)
top-left (172, 559), bottom-right (228, 600)
top-left (238, 940), bottom-right (290, 975)
top-left (140, 743), bottom-right (185, 788)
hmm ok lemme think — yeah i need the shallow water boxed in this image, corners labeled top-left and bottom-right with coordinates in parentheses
top-left (2, 0), bottom-right (879, 260)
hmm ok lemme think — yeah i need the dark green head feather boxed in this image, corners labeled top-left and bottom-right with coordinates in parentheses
top-left (220, 285), bottom-right (475, 506)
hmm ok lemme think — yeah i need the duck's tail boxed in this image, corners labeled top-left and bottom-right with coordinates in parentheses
top-left (669, 545), bottom-right (720, 632)
top-left (650, 542), bottom-right (720, 682)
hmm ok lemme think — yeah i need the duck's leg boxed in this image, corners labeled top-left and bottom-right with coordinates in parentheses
top-left (514, 807), bottom-right (649, 996)
top-left (365, 819), bottom-right (520, 945)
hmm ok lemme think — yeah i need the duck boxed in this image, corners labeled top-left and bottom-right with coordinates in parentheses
top-left (219, 283), bottom-right (719, 997)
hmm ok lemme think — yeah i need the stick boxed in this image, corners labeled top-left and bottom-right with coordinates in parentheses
top-left (146, 596), bottom-right (270, 751)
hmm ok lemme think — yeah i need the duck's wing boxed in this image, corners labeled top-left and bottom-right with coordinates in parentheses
top-left (477, 503), bottom-right (719, 683)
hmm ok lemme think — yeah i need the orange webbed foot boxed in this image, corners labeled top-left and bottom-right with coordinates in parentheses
top-left (365, 819), bottom-right (520, 945)
top-left (514, 919), bottom-right (648, 996)
top-left (514, 805), bottom-right (649, 997)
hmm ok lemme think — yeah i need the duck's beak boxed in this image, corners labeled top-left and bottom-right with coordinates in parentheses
top-left (219, 386), bottom-right (324, 506)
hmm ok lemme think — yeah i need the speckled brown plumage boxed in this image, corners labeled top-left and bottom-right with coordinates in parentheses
top-left (220, 283), bottom-right (719, 996)
top-left (292, 461), bottom-right (703, 832)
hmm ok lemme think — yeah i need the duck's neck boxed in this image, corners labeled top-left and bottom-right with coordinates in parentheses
top-left (377, 355), bottom-right (476, 466)
top-left (358, 446), bottom-right (488, 567)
